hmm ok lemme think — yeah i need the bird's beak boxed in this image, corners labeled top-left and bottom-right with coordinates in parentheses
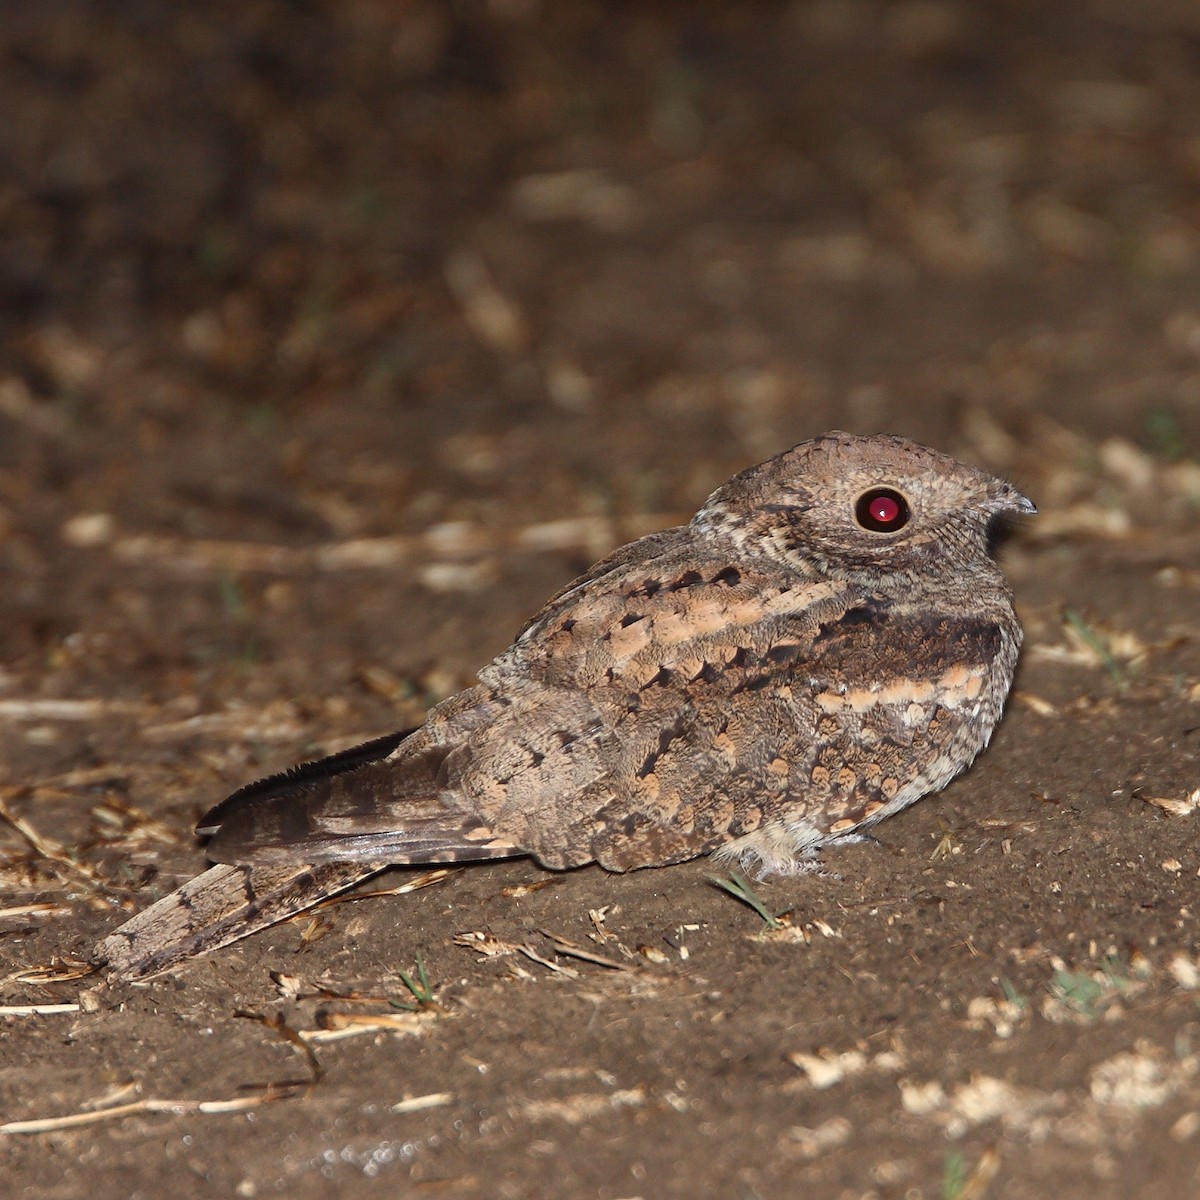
top-left (991, 481), bottom-right (1037, 517)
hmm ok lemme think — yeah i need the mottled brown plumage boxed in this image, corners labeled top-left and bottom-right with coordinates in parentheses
top-left (97, 432), bottom-right (1035, 979)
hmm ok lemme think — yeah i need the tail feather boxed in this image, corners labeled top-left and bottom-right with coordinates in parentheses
top-left (95, 861), bottom-right (383, 982)
top-left (96, 729), bottom-right (525, 980)
top-left (201, 738), bottom-right (523, 868)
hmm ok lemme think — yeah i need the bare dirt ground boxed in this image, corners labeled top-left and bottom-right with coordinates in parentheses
top-left (2, 3), bottom-right (1200, 1198)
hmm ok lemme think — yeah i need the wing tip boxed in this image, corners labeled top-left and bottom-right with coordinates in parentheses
top-left (196, 729), bottom-right (414, 837)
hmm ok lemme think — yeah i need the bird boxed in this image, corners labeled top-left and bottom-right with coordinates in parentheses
top-left (95, 432), bottom-right (1035, 980)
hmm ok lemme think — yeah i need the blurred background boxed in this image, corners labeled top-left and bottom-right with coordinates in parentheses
top-left (5, 0), bottom-right (1200, 522)
top-left (4, 0), bottom-right (1199, 732)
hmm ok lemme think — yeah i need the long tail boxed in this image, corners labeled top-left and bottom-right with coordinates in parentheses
top-left (94, 861), bottom-right (384, 982)
top-left (95, 725), bottom-right (524, 981)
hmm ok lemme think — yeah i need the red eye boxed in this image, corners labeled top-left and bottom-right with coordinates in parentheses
top-left (855, 487), bottom-right (910, 532)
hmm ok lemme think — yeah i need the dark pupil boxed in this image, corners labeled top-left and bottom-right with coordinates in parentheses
top-left (856, 487), bottom-right (909, 532)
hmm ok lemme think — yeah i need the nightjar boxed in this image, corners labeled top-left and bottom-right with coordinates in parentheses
top-left (98, 432), bottom-right (1035, 979)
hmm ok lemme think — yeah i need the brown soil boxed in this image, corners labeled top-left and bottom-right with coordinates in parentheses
top-left (2, 3), bottom-right (1200, 1198)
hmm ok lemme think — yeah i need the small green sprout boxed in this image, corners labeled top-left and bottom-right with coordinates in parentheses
top-left (392, 954), bottom-right (436, 1011)
top-left (942, 1149), bottom-right (969, 1200)
top-left (998, 977), bottom-right (1027, 1009)
top-left (1049, 955), bottom-right (1132, 1020)
top-left (218, 573), bottom-right (247, 621)
top-left (1144, 408), bottom-right (1188, 461)
top-left (709, 869), bottom-right (784, 930)
top-left (1062, 609), bottom-right (1128, 690)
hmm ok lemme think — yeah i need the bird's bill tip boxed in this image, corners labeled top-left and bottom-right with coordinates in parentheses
top-left (991, 481), bottom-right (1037, 516)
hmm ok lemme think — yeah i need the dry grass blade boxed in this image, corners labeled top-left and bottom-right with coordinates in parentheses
top-left (300, 1010), bottom-right (438, 1044)
top-left (541, 931), bottom-right (635, 971)
top-left (454, 930), bottom-right (519, 958)
top-left (0, 1003), bottom-right (80, 1016)
top-left (112, 534), bottom-right (308, 574)
top-left (310, 867), bottom-right (455, 910)
top-left (1140, 789), bottom-right (1200, 817)
top-left (0, 794), bottom-right (115, 904)
top-left (0, 1091), bottom-right (300, 1135)
top-left (95, 514), bottom-right (680, 579)
top-left (90, 795), bottom-right (179, 845)
top-left (390, 1091), bottom-right (455, 1114)
top-left (0, 903), bottom-right (73, 920)
top-left (270, 973), bottom-right (423, 1007)
top-left (1014, 691), bottom-right (1058, 716)
top-left (0, 796), bottom-right (75, 861)
top-left (235, 1011), bottom-right (323, 1084)
top-left (0, 698), bottom-right (144, 721)
top-left (956, 1145), bottom-right (1002, 1200)
top-left (9, 959), bottom-right (95, 984)
top-left (141, 706), bottom-right (305, 742)
top-left (500, 877), bottom-right (561, 897)
top-left (517, 943), bottom-right (579, 977)
top-left (41, 764), bottom-right (140, 788)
